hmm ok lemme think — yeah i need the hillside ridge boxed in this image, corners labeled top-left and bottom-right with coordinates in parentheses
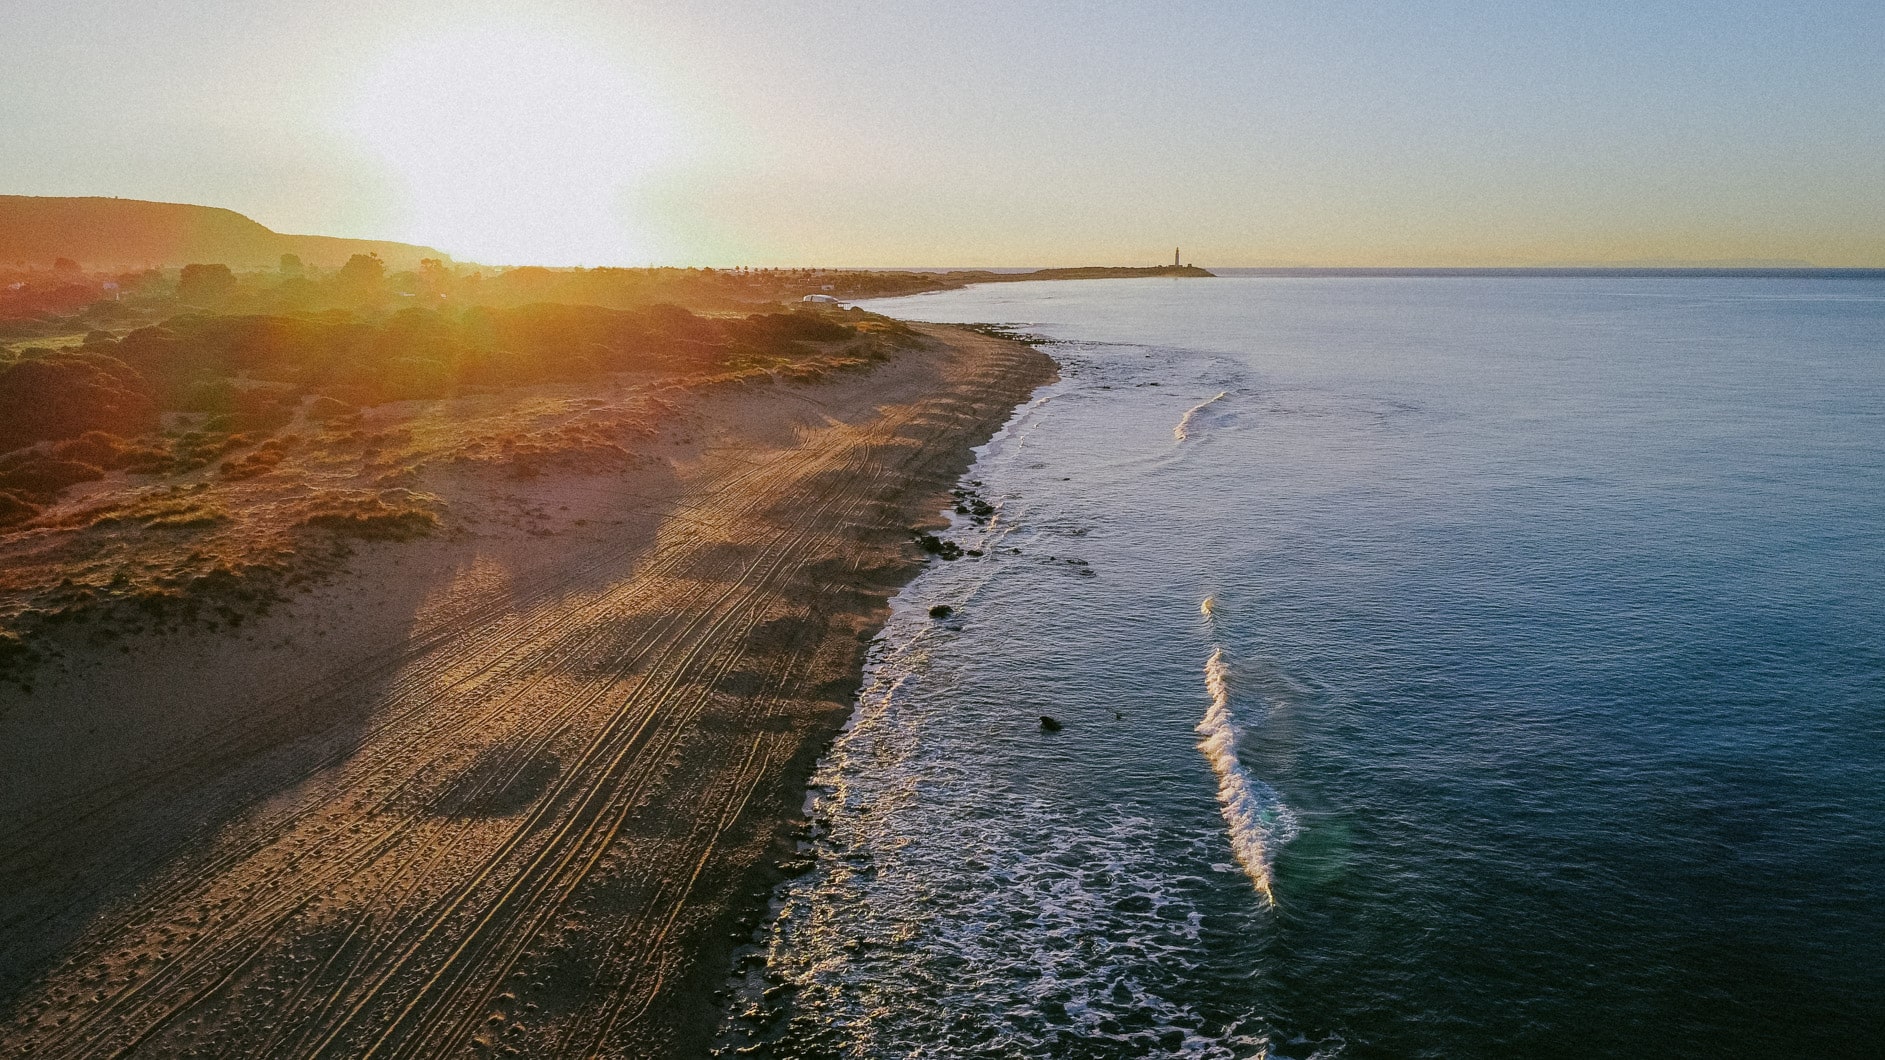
top-left (0, 195), bottom-right (447, 270)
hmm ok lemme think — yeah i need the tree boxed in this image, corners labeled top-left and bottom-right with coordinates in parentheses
top-left (418, 257), bottom-right (450, 297)
top-left (337, 253), bottom-right (385, 297)
top-left (122, 269), bottom-right (167, 297)
top-left (279, 253), bottom-right (304, 278)
top-left (52, 257), bottom-right (81, 274)
top-left (178, 263), bottom-right (236, 304)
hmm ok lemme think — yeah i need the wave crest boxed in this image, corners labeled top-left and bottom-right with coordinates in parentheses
top-left (1174, 391), bottom-right (1230, 441)
top-left (1197, 646), bottom-right (1298, 906)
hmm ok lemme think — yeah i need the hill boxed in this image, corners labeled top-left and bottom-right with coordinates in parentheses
top-left (0, 196), bottom-right (447, 270)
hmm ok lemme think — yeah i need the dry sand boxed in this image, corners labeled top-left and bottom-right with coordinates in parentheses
top-left (0, 324), bottom-right (1054, 1058)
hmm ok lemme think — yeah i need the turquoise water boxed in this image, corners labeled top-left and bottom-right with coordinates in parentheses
top-left (722, 278), bottom-right (1885, 1058)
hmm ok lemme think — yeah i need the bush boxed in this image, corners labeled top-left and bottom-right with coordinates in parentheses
top-left (49, 430), bottom-right (133, 468)
top-left (0, 458), bottom-right (105, 500)
top-left (181, 377), bottom-right (295, 431)
top-left (0, 490), bottom-right (42, 528)
top-left (302, 507), bottom-right (437, 539)
top-left (299, 490), bottom-right (438, 540)
top-left (0, 350), bottom-right (157, 451)
top-left (219, 437), bottom-right (291, 480)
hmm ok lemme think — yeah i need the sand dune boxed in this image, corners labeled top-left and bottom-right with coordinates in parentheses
top-left (0, 324), bottom-right (1053, 1058)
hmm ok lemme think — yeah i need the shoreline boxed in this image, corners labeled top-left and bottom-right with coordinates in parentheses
top-left (0, 323), bottom-right (1056, 1057)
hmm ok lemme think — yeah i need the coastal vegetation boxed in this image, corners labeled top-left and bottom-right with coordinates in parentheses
top-left (0, 213), bottom-right (1206, 679)
top-left (0, 250), bottom-right (936, 680)
top-left (0, 308), bottom-right (1057, 1056)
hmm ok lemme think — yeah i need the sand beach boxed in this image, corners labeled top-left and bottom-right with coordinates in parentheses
top-left (0, 323), bottom-right (1053, 1058)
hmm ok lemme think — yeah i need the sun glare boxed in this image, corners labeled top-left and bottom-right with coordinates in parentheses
top-left (350, 28), bottom-right (677, 266)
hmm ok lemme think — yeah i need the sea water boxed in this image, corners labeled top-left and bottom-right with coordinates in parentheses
top-left (721, 277), bottom-right (1885, 1058)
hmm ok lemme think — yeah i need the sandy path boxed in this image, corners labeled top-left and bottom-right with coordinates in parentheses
top-left (0, 325), bottom-right (1053, 1058)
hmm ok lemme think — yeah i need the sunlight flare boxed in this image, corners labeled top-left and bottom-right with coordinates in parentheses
top-left (350, 27), bottom-right (678, 265)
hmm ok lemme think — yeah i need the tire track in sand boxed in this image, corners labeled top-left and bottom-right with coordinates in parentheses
top-left (0, 326), bottom-right (1053, 1059)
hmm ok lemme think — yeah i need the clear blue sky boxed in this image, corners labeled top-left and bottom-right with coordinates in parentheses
top-left (4, 0), bottom-right (1881, 266)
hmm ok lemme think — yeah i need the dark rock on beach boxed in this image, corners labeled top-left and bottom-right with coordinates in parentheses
top-left (914, 531), bottom-right (963, 560)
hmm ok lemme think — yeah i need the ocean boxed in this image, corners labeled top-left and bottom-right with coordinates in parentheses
top-left (719, 276), bottom-right (1885, 1058)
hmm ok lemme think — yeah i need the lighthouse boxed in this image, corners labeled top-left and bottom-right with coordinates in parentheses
top-left (1174, 247), bottom-right (1181, 268)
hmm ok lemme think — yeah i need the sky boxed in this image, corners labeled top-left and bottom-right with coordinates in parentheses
top-left (3, 0), bottom-right (1882, 267)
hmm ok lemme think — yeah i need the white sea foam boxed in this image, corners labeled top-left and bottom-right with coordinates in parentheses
top-left (720, 359), bottom-right (1297, 1056)
top-left (1197, 645), bottom-right (1299, 906)
top-left (720, 546), bottom-right (1276, 1057)
top-left (1174, 390), bottom-right (1230, 441)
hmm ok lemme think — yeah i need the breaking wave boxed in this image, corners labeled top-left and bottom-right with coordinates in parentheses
top-left (1174, 391), bottom-right (1230, 441)
top-left (1197, 644), bottom-right (1299, 906)
top-left (720, 585), bottom-right (1278, 1058)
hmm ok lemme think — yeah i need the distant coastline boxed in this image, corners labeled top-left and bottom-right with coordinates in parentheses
top-left (873, 266), bottom-right (1885, 280)
top-left (821, 264), bottom-right (1215, 287)
top-left (990, 264), bottom-right (1215, 281)
top-left (1205, 266), bottom-right (1885, 279)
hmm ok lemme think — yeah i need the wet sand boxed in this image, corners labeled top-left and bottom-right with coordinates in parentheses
top-left (0, 323), bottom-right (1054, 1058)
